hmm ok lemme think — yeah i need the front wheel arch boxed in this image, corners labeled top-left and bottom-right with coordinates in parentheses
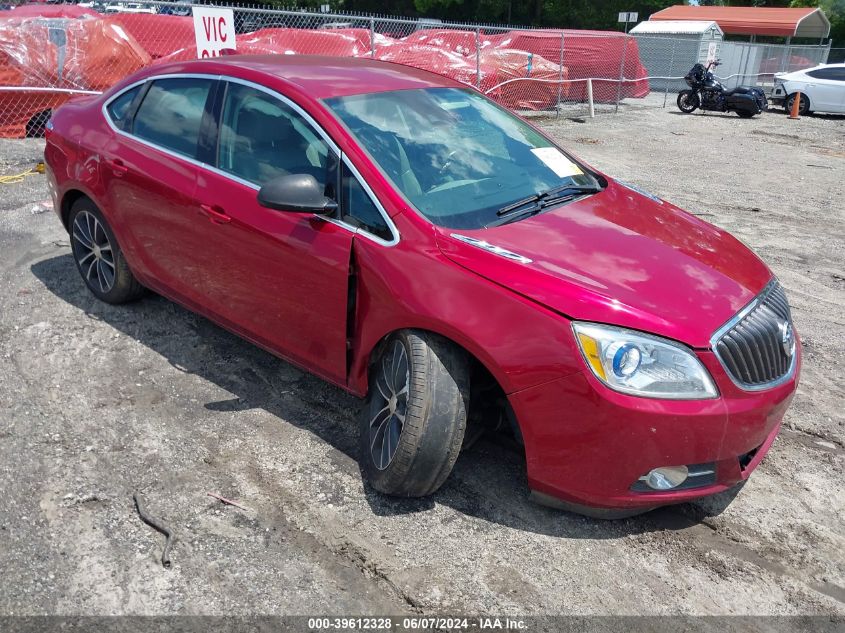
top-left (362, 327), bottom-right (523, 440)
top-left (361, 326), bottom-right (512, 402)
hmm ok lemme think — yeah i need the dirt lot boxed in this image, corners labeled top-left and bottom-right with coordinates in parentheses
top-left (0, 103), bottom-right (843, 619)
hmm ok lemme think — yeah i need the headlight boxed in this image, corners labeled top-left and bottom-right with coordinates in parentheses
top-left (572, 322), bottom-right (718, 400)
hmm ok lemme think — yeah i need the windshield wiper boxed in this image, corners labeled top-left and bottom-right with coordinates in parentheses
top-left (486, 184), bottom-right (602, 228)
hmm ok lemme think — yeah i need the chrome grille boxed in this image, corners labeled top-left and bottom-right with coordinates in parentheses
top-left (712, 281), bottom-right (795, 390)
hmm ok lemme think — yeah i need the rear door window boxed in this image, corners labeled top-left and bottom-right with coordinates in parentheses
top-left (132, 77), bottom-right (213, 159)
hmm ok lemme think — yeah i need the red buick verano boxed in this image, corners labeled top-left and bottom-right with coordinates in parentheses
top-left (44, 56), bottom-right (800, 518)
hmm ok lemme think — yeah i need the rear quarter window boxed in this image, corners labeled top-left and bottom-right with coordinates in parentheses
top-left (106, 85), bottom-right (141, 130)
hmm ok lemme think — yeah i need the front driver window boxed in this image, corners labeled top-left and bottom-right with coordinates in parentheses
top-left (218, 82), bottom-right (333, 189)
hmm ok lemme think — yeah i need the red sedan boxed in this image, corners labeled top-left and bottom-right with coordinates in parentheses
top-left (44, 56), bottom-right (800, 518)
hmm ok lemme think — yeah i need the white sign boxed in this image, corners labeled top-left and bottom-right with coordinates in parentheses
top-left (531, 147), bottom-right (583, 179)
top-left (706, 42), bottom-right (718, 64)
top-left (618, 12), bottom-right (638, 23)
top-left (193, 7), bottom-right (236, 59)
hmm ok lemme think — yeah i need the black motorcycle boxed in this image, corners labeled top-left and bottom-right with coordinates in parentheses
top-left (677, 60), bottom-right (768, 118)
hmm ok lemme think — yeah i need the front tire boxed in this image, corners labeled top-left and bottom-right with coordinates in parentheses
top-left (69, 198), bottom-right (145, 304)
top-left (360, 330), bottom-right (469, 497)
top-left (677, 90), bottom-right (699, 113)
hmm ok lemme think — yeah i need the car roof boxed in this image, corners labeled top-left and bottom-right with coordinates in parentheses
top-left (153, 55), bottom-right (462, 100)
top-left (799, 63), bottom-right (845, 71)
top-left (778, 62), bottom-right (844, 77)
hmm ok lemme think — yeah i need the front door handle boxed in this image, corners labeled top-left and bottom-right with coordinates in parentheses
top-left (199, 204), bottom-right (231, 225)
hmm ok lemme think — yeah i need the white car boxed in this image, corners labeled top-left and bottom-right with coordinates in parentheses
top-left (772, 63), bottom-right (845, 115)
top-left (103, 2), bottom-right (156, 14)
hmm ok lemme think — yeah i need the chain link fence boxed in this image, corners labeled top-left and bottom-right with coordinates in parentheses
top-left (0, 1), bottom-right (834, 138)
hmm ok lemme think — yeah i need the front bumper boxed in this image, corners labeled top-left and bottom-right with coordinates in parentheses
top-left (509, 345), bottom-right (800, 513)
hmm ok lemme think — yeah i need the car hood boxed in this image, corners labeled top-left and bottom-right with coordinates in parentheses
top-left (434, 180), bottom-right (772, 348)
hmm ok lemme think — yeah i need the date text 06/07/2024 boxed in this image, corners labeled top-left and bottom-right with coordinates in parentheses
top-left (306, 616), bottom-right (528, 630)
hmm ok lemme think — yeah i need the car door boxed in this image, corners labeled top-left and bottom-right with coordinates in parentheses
top-left (190, 80), bottom-right (358, 385)
top-left (805, 67), bottom-right (843, 112)
top-left (100, 76), bottom-right (217, 304)
top-left (826, 67), bottom-right (845, 113)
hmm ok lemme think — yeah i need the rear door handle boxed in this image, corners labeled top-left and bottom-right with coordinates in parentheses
top-left (108, 158), bottom-right (128, 177)
top-left (199, 203), bottom-right (231, 224)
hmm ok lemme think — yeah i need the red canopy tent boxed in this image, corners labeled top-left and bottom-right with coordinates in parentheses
top-left (649, 5), bottom-right (831, 38)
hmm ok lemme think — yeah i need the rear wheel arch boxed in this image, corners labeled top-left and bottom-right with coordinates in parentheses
top-left (60, 189), bottom-right (91, 231)
top-left (787, 91), bottom-right (811, 114)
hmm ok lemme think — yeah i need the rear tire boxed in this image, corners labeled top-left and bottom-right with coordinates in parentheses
top-left (68, 198), bottom-right (145, 304)
top-left (737, 111), bottom-right (755, 118)
top-left (785, 92), bottom-right (810, 116)
top-left (360, 330), bottom-right (469, 497)
top-left (677, 90), bottom-right (699, 113)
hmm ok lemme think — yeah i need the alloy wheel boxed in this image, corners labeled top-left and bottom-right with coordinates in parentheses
top-left (369, 340), bottom-right (410, 470)
top-left (72, 210), bottom-right (116, 294)
top-left (679, 92), bottom-right (699, 113)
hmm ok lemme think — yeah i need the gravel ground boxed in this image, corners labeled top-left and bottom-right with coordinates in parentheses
top-left (0, 103), bottom-right (843, 619)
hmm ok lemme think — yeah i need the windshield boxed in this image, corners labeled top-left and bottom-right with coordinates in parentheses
top-left (323, 88), bottom-right (601, 230)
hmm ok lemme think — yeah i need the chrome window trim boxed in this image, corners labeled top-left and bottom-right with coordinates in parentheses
top-left (101, 73), bottom-right (399, 248)
top-left (708, 279), bottom-right (798, 392)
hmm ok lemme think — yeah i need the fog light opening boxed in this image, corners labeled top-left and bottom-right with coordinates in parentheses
top-left (643, 465), bottom-right (689, 491)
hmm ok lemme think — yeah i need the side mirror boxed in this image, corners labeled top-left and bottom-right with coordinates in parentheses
top-left (257, 174), bottom-right (338, 214)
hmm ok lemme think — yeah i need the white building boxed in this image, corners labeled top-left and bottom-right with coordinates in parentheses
top-left (630, 20), bottom-right (724, 91)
